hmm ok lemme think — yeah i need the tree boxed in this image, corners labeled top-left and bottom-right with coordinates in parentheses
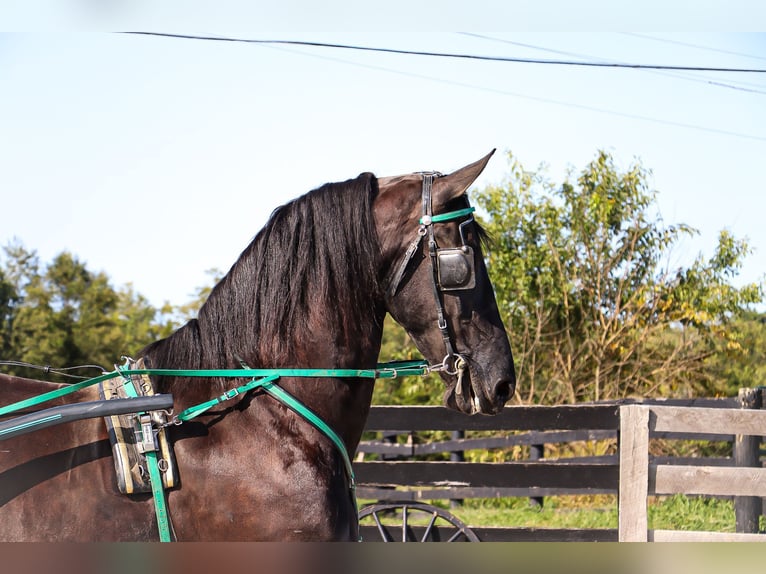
top-left (1, 243), bottom-right (170, 378)
top-left (704, 310), bottom-right (766, 395)
top-left (474, 150), bottom-right (763, 404)
top-left (0, 268), bottom-right (17, 360)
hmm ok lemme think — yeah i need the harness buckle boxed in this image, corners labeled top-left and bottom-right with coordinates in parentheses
top-left (135, 414), bottom-right (158, 453)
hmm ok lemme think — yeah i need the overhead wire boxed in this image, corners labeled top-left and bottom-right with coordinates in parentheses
top-left (122, 32), bottom-right (766, 73)
top-left (120, 31), bottom-right (766, 142)
top-left (620, 33), bottom-right (766, 63)
top-left (460, 32), bottom-right (766, 95)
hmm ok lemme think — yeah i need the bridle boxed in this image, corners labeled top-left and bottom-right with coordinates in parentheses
top-left (386, 172), bottom-right (478, 377)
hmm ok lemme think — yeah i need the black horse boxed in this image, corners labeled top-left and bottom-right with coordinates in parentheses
top-left (0, 150), bottom-right (515, 540)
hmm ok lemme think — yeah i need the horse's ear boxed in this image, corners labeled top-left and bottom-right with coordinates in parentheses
top-left (433, 149), bottom-right (496, 204)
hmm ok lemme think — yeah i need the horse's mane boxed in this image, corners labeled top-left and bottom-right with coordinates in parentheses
top-left (141, 172), bottom-right (382, 379)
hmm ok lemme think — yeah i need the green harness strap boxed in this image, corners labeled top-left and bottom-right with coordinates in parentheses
top-left (114, 369), bottom-right (173, 542)
top-left (0, 359), bottom-right (432, 542)
top-left (144, 449), bottom-right (172, 541)
top-left (0, 370), bottom-right (127, 416)
top-left (421, 206), bottom-right (475, 224)
top-left (172, 373), bottom-right (355, 484)
top-left (0, 361), bottom-right (430, 416)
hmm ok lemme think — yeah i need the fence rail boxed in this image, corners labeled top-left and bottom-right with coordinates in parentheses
top-left (355, 391), bottom-right (765, 542)
top-left (618, 399), bottom-right (766, 542)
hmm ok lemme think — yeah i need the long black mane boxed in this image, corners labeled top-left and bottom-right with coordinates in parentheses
top-left (141, 172), bottom-right (382, 388)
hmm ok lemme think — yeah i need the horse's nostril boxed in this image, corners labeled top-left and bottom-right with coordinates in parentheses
top-left (494, 380), bottom-right (513, 404)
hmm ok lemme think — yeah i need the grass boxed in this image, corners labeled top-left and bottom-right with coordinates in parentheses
top-left (424, 496), bottom-right (619, 530)
top-left (359, 494), bottom-right (756, 533)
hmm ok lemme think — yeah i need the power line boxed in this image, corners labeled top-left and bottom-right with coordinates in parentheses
top-left (460, 33), bottom-right (613, 63)
top-left (256, 41), bottom-right (766, 143)
top-left (461, 33), bottom-right (766, 96)
top-left (621, 33), bottom-right (766, 63)
top-left (122, 32), bottom-right (766, 73)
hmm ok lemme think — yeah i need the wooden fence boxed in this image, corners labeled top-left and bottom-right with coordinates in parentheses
top-left (354, 389), bottom-right (765, 542)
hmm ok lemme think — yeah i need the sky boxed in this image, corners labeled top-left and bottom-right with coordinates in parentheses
top-left (1, 9), bottom-right (765, 310)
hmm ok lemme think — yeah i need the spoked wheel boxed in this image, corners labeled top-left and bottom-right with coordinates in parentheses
top-left (358, 502), bottom-right (480, 542)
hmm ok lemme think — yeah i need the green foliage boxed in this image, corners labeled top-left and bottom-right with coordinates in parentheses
top-left (472, 150), bottom-right (763, 404)
top-left (0, 242), bottom-right (175, 378)
top-left (0, 268), bottom-right (17, 360)
top-left (704, 310), bottom-right (766, 394)
top-left (374, 316), bottom-right (444, 405)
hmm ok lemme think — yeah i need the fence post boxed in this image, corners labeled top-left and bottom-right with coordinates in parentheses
top-left (529, 443), bottom-right (545, 509)
top-left (380, 431), bottom-right (399, 460)
top-left (449, 430), bottom-right (465, 509)
top-left (618, 405), bottom-right (650, 542)
top-left (734, 387), bottom-right (763, 534)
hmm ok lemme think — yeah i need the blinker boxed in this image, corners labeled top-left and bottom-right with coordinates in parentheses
top-left (436, 218), bottom-right (476, 291)
top-left (437, 246), bottom-right (475, 291)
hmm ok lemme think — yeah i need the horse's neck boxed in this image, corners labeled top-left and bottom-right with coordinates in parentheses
top-left (150, 306), bottom-right (386, 369)
top-left (145, 306), bottom-right (386, 436)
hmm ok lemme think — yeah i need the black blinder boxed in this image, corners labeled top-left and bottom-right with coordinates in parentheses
top-left (437, 247), bottom-right (475, 291)
top-left (436, 218), bottom-right (476, 291)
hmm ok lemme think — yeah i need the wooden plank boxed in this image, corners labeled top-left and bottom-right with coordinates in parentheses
top-left (651, 465), bottom-right (766, 497)
top-left (357, 433), bottom-right (734, 458)
top-left (356, 486), bottom-right (618, 501)
top-left (650, 431), bottom-right (735, 441)
top-left (462, 527), bottom-right (617, 542)
top-left (357, 429), bottom-right (618, 456)
top-left (651, 456), bottom-right (734, 468)
top-left (649, 529), bottom-right (766, 542)
top-left (354, 461), bottom-right (618, 489)
top-left (632, 397), bottom-right (739, 409)
top-left (618, 405), bottom-right (650, 542)
top-left (357, 430), bottom-right (733, 457)
top-left (409, 430), bottom-right (616, 453)
top-left (649, 405), bottom-right (766, 436)
top-left (364, 405), bottom-right (620, 431)
top-left (356, 442), bottom-right (415, 456)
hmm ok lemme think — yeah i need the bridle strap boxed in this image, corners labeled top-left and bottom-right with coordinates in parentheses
top-left (383, 172), bottom-right (475, 374)
top-left (421, 173), bottom-right (459, 365)
top-left (386, 233), bottom-right (425, 300)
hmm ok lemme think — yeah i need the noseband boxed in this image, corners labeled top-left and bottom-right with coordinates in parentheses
top-left (387, 172), bottom-right (477, 375)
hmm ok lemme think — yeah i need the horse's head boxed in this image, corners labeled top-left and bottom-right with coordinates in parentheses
top-left (375, 149), bottom-right (515, 415)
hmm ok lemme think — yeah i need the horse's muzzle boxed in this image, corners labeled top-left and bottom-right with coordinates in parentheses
top-left (444, 362), bottom-right (515, 415)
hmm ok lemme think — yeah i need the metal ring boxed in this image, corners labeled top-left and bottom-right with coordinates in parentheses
top-left (441, 354), bottom-right (467, 376)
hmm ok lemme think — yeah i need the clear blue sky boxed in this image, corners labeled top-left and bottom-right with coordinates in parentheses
top-left (1, 16), bottom-right (765, 308)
